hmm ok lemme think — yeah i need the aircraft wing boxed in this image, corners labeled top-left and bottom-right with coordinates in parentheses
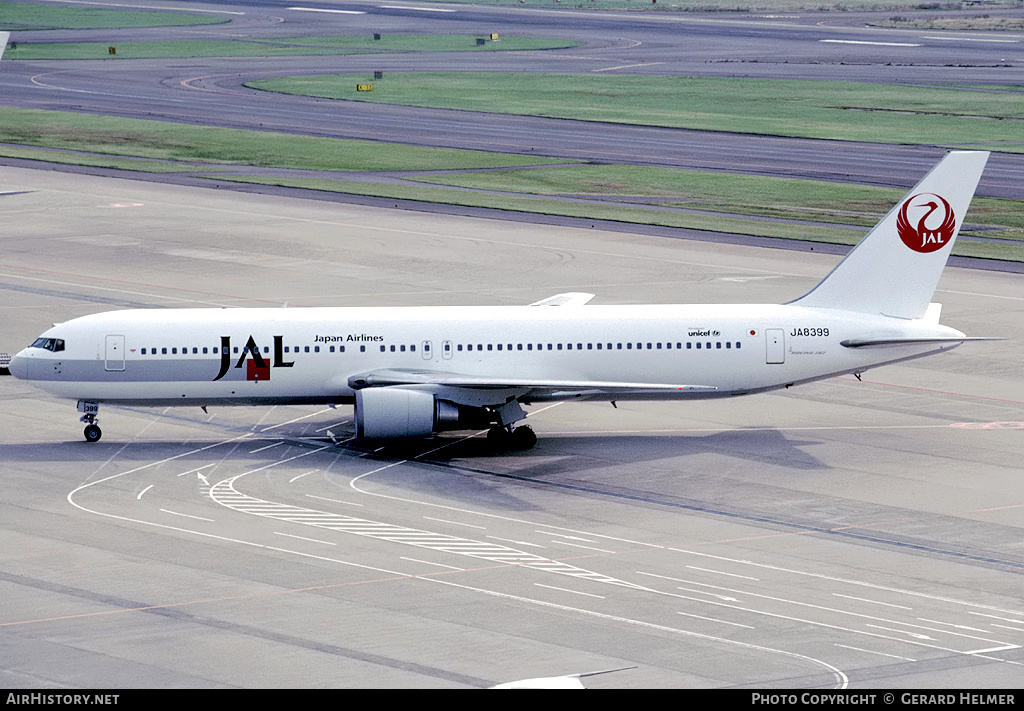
top-left (529, 292), bottom-right (595, 307)
top-left (347, 368), bottom-right (716, 396)
top-left (0, 32), bottom-right (9, 61)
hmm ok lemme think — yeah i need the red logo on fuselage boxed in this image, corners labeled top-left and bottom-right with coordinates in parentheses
top-left (896, 193), bottom-right (956, 253)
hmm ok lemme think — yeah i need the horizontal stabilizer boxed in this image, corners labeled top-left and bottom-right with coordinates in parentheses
top-left (841, 336), bottom-right (1002, 348)
top-left (529, 292), bottom-right (595, 307)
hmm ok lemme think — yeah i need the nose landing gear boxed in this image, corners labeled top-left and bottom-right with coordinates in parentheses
top-left (78, 400), bottom-right (101, 443)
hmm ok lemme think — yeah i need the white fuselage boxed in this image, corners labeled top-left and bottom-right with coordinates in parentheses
top-left (10, 303), bottom-right (964, 407)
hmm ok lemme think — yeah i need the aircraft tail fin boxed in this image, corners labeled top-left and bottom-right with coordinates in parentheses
top-left (791, 151), bottom-right (988, 320)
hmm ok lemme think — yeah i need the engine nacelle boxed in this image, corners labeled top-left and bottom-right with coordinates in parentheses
top-left (355, 388), bottom-right (491, 440)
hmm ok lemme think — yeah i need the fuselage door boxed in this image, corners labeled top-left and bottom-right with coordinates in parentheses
top-left (422, 340), bottom-right (432, 360)
top-left (766, 329), bottom-right (785, 364)
top-left (105, 334), bottom-right (126, 371)
top-left (442, 340), bottom-right (453, 360)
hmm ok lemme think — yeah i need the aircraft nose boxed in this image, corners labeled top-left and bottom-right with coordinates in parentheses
top-left (7, 350), bottom-right (29, 380)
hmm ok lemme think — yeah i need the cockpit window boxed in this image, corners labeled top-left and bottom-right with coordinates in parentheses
top-left (30, 338), bottom-right (65, 352)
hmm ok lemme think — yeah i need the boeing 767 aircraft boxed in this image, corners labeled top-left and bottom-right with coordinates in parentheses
top-left (9, 151), bottom-right (995, 447)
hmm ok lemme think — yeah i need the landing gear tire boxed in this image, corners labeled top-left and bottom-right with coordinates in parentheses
top-left (84, 424), bottom-right (102, 443)
top-left (510, 425), bottom-right (537, 450)
top-left (487, 425), bottom-right (511, 447)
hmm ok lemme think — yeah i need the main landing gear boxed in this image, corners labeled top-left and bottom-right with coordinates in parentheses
top-left (78, 400), bottom-right (101, 443)
top-left (487, 424), bottom-right (537, 451)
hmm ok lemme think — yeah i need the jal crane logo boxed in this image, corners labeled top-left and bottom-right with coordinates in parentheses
top-left (896, 193), bottom-right (957, 254)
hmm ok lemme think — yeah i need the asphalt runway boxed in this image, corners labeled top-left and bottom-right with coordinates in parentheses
top-left (2, 168), bottom-right (1023, 688)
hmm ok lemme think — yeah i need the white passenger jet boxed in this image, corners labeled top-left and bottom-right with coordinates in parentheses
top-left (9, 151), bottom-right (995, 447)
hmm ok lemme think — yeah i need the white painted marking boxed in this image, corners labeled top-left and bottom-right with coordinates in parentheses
top-left (136, 484), bottom-right (153, 500)
top-left (487, 535), bottom-right (546, 549)
top-left (923, 36), bottom-right (1019, 43)
top-left (249, 441), bottom-right (284, 454)
top-left (593, 62), bottom-right (666, 73)
top-left (288, 6), bottom-right (366, 14)
top-left (288, 469), bottom-right (319, 483)
top-left (379, 4), bottom-right (457, 11)
top-left (833, 594), bottom-right (912, 610)
top-left (535, 583), bottom-right (605, 599)
top-left (274, 531), bottom-right (336, 546)
top-left (835, 644), bottom-right (916, 662)
top-left (159, 509), bottom-right (215, 522)
top-left (917, 618), bottom-right (987, 633)
top-left (423, 516), bottom-right (486, 529)
top-left (430, 577), bottom-right (848, 689)
top-left (687, 566), bottom-right (760, 581)
top-left (557, 541), bottom-right (615, 554)
top-left (820, 39), bottom-right (922, 47)
top-left (992, 623), bottom-right (1024, 633)
top-left (866, 624), bottom-right (933, 640)
top-left (315, 420), bottom-right (350, 432)
top-left (968, 612), bottom-right (1024, 625)
top-left (967, 644), bottom-right (1022, 654)
top-left (262, 408), bottom-right (334, 432)
top-left (676, 611), bottom-right (754, 629)
top-left (305, 494), bottom-right (363, 507)
top-left (177, 463), bottom-right (216, 477)
top-left (540, 532), bottom-right (595, 542)
top-left (400, 557), bottom-right (465, 570)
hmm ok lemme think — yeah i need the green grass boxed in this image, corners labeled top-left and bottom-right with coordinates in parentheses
top-left (249, 73), bottom-right (1024, 153)
top-left (218, 175), bottom-right (1024, 261)
top-left (323, 0), bottom-right (1022, 10)
top-left (0, 144), bottom-right (223, 173)
top-left (407, 163), bottom-right (1023, 234)
top-left (0, 1), bottom-right (226, 30)
top-left (4, 35), bottom-right (581, 60)
top-left (0, 107), bottom-right (565, 171)
top-left (2, 106), bottom-right (1020, 262)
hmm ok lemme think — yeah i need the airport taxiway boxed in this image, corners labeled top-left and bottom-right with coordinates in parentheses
top-left (1, 168), bottom-right (1022, 688)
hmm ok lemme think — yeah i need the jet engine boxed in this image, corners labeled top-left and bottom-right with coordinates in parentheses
top-left (355, 387), bottom-right (491, 439)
